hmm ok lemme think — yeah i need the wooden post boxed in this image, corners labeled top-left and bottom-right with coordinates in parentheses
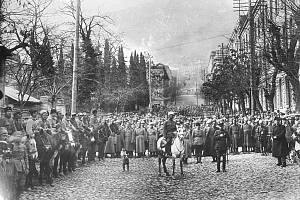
top-left (71, 0), bottom-right (80, 114)
top-left (249, 0), bottom-right (255, 115)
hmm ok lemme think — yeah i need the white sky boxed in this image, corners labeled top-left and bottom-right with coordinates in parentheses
top-left (46, 0), bottom-right (236, 69)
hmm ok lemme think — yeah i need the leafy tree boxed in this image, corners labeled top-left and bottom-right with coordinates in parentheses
top-left (201, 50), bottom-right (251, 115)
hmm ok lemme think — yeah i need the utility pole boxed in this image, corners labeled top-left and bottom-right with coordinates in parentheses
top-left (148, 57), bottom-right (152, 111)
top-left (221, 43), bottom-right (225, 113)
top-left (196, 82), bottom-right (199, 106)
top-left (71, 0), bottom-right (80, 114)
top-left (0, 60), bottom-right (5, 112)
top-left (174, 69), bottom-right (177, 105)
top-left (249, 0), bottom-right (255, 115)
top-left (263, 0), bottom-right (268, 110)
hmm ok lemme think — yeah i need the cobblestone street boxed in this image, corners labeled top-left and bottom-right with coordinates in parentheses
top-left (19, 154), bottom-right (300, 200)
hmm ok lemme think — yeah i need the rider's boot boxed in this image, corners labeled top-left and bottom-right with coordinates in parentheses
top-left (222, 158), bottom-right (226, 172)
top-left (216, 156), bottom-right (221, 172)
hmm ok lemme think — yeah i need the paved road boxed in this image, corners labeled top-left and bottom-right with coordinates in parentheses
top-left (175, 95), bottom-right (204, 106)
top-left (20, 154), bottom-right (300, 200)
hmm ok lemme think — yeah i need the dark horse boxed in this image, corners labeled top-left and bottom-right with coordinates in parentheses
top-left (157, 132), bottom-right (185, 176)
top-left (34, 129), bottom-right (56, 186)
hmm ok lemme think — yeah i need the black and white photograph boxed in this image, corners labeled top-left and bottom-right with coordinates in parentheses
top-left (0, 0), bottom-right (300, 199)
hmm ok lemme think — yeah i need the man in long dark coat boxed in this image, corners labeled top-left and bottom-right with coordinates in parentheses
top-left (242, 120), bottom-right (252, 152)
top-left (96, 120), bottom-right (110, 160)
top-left (214, 120), bottom-right (230, 172)
top-left (272, 117), bottom-right (289, 167)
top-left (230, 118), bottom-right (241, 154)
top-left (204, 119), bottom-right (216, 162)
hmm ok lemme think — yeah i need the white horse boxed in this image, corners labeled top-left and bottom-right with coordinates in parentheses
top-left (157, 131), bottom-right (185, 176)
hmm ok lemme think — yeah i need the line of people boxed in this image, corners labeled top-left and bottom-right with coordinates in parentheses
top-left (1, 106), bottom-right (300, 199)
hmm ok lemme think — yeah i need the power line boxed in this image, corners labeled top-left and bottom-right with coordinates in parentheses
top-left (155, 34), bottom-right (230, 51)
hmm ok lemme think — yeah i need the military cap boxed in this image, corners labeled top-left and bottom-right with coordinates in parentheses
top-left (40, 110), bottom-right (49, 115)
top-left (168, 112), bottom-right (175, 116)
top-left (274, 116), bottom-right (281, 121)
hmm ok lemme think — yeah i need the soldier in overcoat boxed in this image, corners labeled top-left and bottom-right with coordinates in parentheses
top-left (214, 120), bottom-right (230, 172)
top-left (192, 121), bottom-right (206, 164)
top-left (133, 121), bottom-right (147, 157)
top-left (96, 119), bottom-right (110, 160)
top-left (272, 117), bottom-right (289, 167)
top-left (242, 120), bottom-right (252, 152)
top-left (230, 118), bottom-right (241, 154)
top-left (148, 122), bottom-right (157, 157)
top-left (183, 122), bottom-right (192, 164)
top-left (204, 119), bottom-right (216, 162)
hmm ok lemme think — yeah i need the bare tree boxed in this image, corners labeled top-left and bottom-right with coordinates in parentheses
top-left (272, 1), bottom-right (300, 112)
top-left (1, 0), bottom-right (56, 109)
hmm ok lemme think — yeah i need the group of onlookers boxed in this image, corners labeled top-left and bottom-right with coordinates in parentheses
top-left (1, 105), bottom-right (300, 199)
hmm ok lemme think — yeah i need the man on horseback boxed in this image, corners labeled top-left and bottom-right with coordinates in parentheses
top-left (163, 112), bottom-right (177, 156)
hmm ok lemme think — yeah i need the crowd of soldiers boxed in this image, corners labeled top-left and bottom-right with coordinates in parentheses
top-left (151, 104), bottom-right (214, 117)
top-left (1, 105), bottom-right (300, 199)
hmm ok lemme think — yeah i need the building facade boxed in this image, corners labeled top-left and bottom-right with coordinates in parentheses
top-left (150, 63), bottom-right (172, 107)
top-left (223, 0), bottom-right (299, 113)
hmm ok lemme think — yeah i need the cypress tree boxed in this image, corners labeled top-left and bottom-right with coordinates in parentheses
top-left (104, 39), bottom-right (111, 86)
top-left (95, 44), bottom-right (105, 85)
top-left (118, 46), bottom-right (127, 87)
top-left (110, 57), bottom-right (118, 89)
top-left (139, 53), bottom-right (147, 86)
top-left (39, 34), bottom-right (55, 77)
top-left (57, 42), bottom-right (65, 75)
top-left (77, 32), bottom-right (98, 110)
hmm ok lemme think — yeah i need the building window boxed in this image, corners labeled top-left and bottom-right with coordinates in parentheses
top-left (279, 78), bottom-right (282, 108)
top-left (286, 77), bottom-right (291, 108)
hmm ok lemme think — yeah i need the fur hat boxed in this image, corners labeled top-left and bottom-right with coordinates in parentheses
top-left (274, 116), bottom-right (281, 121)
